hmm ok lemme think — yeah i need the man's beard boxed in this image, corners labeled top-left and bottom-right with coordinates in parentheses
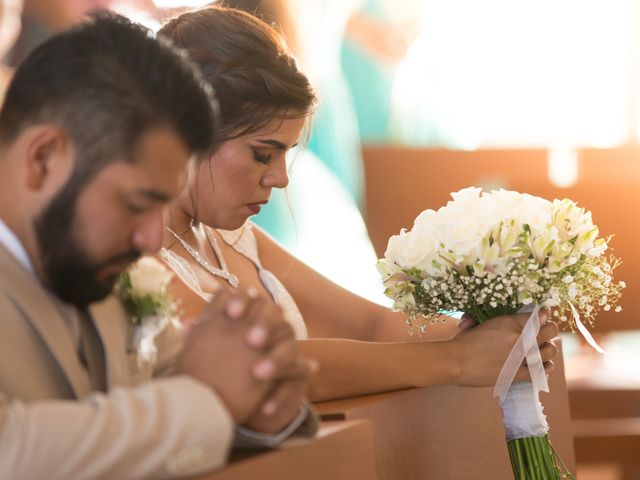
top-left (33, 177), bottom-right (140, 308)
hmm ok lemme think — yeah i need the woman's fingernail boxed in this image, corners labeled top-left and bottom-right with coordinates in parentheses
top-left (225, 298), bottom-right (245, 318)
top-left (253, 360), bottom-right (274, 380)
top-left (247, 326), bottom-right (267, 346)
top-left (262, 401), bottom-right (277, 416)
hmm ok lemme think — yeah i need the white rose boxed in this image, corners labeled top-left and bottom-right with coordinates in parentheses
top-left (412, 209), bottom-right (437, 231)
top-left (487, 190), bottom-right (516, 219)
top-left (438, 215), bottom-right (493, 262)
top-left (384, 231), bottom-right (409, 264)
top-left (488, 189), bottom-right (552, 235)
top-left (519, 194), bottom-right (552, 231)
top-left (449, 186), bottom-right (483, 205)
top-left (128, 257), bottom-right (173, 296)
top-left (443, 189), bottom-right (497, 224)
top-left (387, 229), bottom-right (439, 270)
top-left (424, 188), bottom-right (499, 262)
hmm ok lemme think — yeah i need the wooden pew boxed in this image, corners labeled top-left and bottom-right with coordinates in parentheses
top-left (198, 420), bottom-right (378, 480)
top-left (567, 349), bottom-right (640, 479)
top-left (573, 418), bottom-right (640, 480)
top-left (316, 341), bottom-right (575, 480)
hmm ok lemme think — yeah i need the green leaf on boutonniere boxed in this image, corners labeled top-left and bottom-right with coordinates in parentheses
top-left (116, 259), bottom-right (175, 326)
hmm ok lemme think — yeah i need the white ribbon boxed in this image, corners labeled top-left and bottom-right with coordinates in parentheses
top-left (493, 305), bottom-right (549, 402)
top-left (570, 303), bottom-right (608, 355)
top-left (132, 315), bottom-right (169, 366)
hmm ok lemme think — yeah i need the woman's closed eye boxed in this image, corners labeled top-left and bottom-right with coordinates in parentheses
top-left (253, 149), bottom-right (274, 164)
top-left (126, 201), bottom-right (151, 215)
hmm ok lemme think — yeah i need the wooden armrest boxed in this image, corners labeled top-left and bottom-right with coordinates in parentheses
top-left (196, 420), bottom-right (377, 480)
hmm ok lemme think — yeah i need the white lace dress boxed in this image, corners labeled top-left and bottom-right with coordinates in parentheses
top-left (160, 223), bottom-right (308, 340)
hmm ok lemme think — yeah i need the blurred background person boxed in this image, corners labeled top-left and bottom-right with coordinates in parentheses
top-left (6, 0), bottom-right (158, 66)
top-left (342, 0), bottom-right (421, 144)
top-left (0, 0), bottom-right (22, 103)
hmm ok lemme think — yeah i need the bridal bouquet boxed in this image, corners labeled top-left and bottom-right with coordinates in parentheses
top-left (378, 187), bottom-right (624, 479)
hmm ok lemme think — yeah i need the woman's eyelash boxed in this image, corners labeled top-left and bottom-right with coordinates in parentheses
top-left (253, 150), bottom-right (273, 164)
top-left (127, 202), bottom-right (147, 214)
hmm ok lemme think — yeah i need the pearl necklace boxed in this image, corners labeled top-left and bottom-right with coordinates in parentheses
top-left (166, 223), bottom-right (240, 288)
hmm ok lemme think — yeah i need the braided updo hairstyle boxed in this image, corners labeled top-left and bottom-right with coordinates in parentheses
top-left (158, 5), bottom-right (317, 149)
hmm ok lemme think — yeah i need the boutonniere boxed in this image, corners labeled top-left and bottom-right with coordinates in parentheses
top-left (116, 257), bottom-right (176, 364)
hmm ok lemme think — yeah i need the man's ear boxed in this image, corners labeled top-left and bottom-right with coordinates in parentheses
top-left (23, 125), bottom-right (72, 191)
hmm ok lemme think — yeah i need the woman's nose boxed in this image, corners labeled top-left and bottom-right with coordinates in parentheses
top-left (262, 158), bottom-right (289, 189)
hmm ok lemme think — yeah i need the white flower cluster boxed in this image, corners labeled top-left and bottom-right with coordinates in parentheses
top-left (378, 187), bottom-right (624, 332)
top-left (128, 257), bottom-right (174, 296)
top-left (117, 257), bottom-right (175, 325)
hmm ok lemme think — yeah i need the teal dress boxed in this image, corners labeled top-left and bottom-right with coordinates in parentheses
top-left (254, 0), bottom-right (365, 246)
top-left (306, 74), bottom-right (365, 210)
top-left (341, 0), bottom-right (395, 143)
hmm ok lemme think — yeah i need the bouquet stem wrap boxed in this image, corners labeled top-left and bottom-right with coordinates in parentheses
top-left (494, 307), bottom-right (573, 479)
top-left (500, 381), bottom-right (548, 441)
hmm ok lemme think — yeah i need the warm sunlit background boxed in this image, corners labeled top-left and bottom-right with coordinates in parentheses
top-left (2, 1), bottom-right (640, 478)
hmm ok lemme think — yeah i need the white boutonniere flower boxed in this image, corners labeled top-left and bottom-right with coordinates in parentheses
top-left (116, 257), bottom-right (176, 364)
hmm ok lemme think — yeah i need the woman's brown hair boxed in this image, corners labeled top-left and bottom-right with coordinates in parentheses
top-left (158, 6), bottom-right (316, 148)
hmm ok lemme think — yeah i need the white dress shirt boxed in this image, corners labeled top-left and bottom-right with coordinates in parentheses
top-left (0, 218), bottom-right (34, 274)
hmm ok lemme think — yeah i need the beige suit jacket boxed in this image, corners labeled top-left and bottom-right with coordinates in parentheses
top-left (0, 243), bottom-right (235, 479)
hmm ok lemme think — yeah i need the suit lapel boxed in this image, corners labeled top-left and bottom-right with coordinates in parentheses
top-left (0, 243), bottom-right (92, 398)
top-left (77, 309), bottom-right (108, 393)
top-left (90, 295), bottom-right (134, 388)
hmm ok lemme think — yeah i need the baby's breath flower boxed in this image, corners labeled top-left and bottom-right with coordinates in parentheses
top-left (379, 188), bottom-right (624, 332)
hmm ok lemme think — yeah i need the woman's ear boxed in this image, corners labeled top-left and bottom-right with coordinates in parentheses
top-left (23, 125), bottom-right (71, 191)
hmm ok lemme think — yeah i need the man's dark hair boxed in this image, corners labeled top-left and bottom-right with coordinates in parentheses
top-left (0, 11), bottom-right (217, 183)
